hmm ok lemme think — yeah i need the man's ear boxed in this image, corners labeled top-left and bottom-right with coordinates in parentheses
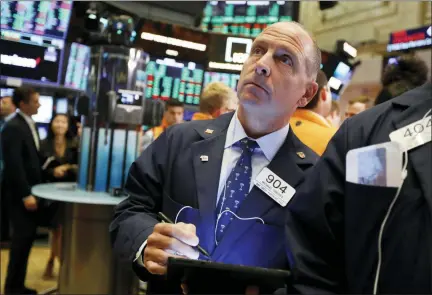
top-left (297, 81), bottom-right (318, 107)
top-left (320, 87), bottom-right (327, 101)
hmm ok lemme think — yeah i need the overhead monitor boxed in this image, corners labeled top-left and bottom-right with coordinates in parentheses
top-left (208, 34), bottom-right (253, 72)
top-left (204, 71), bottom-right (240, 90)
top-left (0, 1), bottom-right (71, 84)
top-left (0, 1), bottom-right (73, 39)
top-left (387, 25), bottom-right (431, 52)
top-left (201, 1), bottom-right (298, 37)
top-left (145, 57), bottom-right (204, 105)
top-left (64, 42), bottom-right (91, 90)
top-left (320, 51), bottom-right (355, 99)
top-left (332, 62), bottom-right (353, 92)
top-left (0, 38), bottom-right (63, 84)
top-left (33, 95), bottom-right (53, 123)
top-left (1, 87), bottom-right (14, 97)
top-left (135, 19), bottom-right (209, 64)
top-left (55, 98), bottom-right (68, 114)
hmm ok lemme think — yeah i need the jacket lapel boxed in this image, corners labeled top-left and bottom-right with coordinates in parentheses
top-left (212, 130), bottom-right (317, 260)
top-left (16, 114), bottom-right (39, 152)
top-left (191, 113), bottom-right (233, 254)
top-left (391, 94), bottom-right (432, 208)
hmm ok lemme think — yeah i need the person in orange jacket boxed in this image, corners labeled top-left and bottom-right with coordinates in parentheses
top-left (191, 81), bottom-right (238, 121)
top-left (141, 99), bottom-right (184, 151)
top-left (290, 70), bottom-right (337, 156)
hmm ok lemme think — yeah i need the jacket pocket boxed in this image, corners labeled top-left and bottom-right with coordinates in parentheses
top-left (162, 194), bottom-right (200, 225)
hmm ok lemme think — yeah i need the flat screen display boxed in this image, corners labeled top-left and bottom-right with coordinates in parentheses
top-left (201, 1), bottom-right (297, 37)
top-left (33, 95), bottom-right (53, 123)
top-left (37, 125), bottom-right (48, 140)
top-left (0, 38), bottom-right (62, 83)
top-left (64, 42), bottom-right (91, 90)
top-left (117, 89), bottom-right (143, 106)
top-left (145, 57), bottom-right (204, 105)
top-left (204, 71), bottom-right (240, 90)
top-left (1, 88), bottom-right (14, 97)
top-left (55, 98), bottom-right (68, 114)
top-left (0, 1), bottom-right (72, 40)
top-left (331, 61), bottom-right (353, 94)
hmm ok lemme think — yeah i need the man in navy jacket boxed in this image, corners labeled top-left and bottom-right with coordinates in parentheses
top-left (110, 21), bottom-right (321, 294)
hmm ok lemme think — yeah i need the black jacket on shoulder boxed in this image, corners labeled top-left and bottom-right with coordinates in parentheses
top-left (285, 83), bottom-right (432, 294)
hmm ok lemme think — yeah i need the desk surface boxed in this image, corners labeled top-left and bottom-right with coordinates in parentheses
top-left (32, 183), bottom-right (127, 205)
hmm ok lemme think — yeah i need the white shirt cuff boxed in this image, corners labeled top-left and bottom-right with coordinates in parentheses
top-left (134, 239), bottom-right (147, 262)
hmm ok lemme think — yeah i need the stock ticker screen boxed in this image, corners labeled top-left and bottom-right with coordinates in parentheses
top-left (64, 43), bottom-right (91, 90)
top-left (201, 1), bottom-right (297, 37)
top-left (145, 57), bottom-right (204, 105)
top-left (0, 1), bottom-right (72, 40)
top-left (204, 71), bottom-right (240, 90)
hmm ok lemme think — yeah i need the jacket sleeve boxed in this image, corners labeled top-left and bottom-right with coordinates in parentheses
top-left (109, 128), bottom-right (170, 275)
top-left (284, 121), bottom-right (349, 294)
top-left (1, 124), bottom-right (32, 200)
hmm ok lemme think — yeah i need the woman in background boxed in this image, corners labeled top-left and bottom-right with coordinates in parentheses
top-left (40, 113), bottom-right (79, 279)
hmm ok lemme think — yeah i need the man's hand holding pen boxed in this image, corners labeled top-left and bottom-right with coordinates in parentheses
top-left (143, 222), bottom-right (200, 275)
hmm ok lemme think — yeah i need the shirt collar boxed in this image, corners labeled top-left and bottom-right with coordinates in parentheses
top-left (225, 111), bottom-right (290, 161)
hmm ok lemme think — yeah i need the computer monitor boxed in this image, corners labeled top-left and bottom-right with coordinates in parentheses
top-left (145, 57), bottom-right (204, 105)
top-left (1, 87), bottom-right (14, 97)
top-left (0, 1), bottom-right (73, 85)
top-left (56, 98), bottom-right (68, 114)
top-left (33, 95), bottom-right (53, 123)
top-left (37, 125), bottom-right (48, 140)
top-left (64, 43), bottom-right (91, 90)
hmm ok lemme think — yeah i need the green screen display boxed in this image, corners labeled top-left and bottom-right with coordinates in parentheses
top-left (201, 1), bottom-right (296, 37)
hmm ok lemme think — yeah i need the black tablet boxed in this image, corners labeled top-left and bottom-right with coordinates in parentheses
top-left (167, 257), bottom-right (291, 294)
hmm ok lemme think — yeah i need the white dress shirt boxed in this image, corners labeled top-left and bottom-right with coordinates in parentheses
top-left (135, 112), bottom-right (290, 262)
top-left (216, 111), bottom-right (289, 202)
top-left (18, 111), bottom-right (40, 151)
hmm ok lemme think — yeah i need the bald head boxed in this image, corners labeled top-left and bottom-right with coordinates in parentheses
top-left (262, 22), bottom-right (321, 79)
top-left (236, 20), bottom-right (320, 135)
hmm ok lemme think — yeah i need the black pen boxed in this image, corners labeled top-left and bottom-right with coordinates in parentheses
top-left (157, 212), bottom-right (211, 258)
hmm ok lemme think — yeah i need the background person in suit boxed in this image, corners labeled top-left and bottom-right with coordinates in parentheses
top-left (284, 82), bottom-right (432, 294)
top-left (110, 21), bottom-right (321, 294)
top-left (1, 87), bottom-right (54, 295)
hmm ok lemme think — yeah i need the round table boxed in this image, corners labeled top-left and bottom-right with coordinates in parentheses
top-left (32, 183), bottom-right (137, 295)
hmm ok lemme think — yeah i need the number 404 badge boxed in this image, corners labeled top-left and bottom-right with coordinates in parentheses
top-left (254, 168), bottom-right (296, 207)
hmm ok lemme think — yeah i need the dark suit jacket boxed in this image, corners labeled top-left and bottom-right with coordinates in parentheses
top-left (1, 114), bottom-right (42, 203)
top-left (285, 83), bottom-right (432, 294)
top-left (110, 112), bottom-right (319, 293)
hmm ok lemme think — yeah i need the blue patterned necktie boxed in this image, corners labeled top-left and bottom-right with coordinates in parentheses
top-left (215, 137), bottom-right (258, 243)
